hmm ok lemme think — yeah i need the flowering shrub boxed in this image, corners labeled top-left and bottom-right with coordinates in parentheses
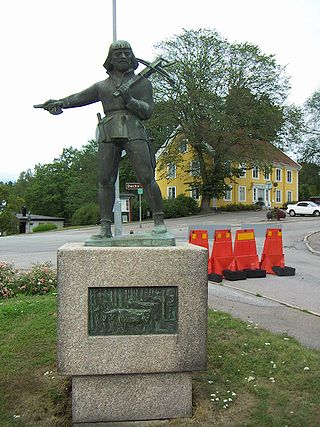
top-left (0, 261), bottom-right (57, 299)
top-left (0, 261), bottom-right (18, 298)
top-left (18, 263), bottom-right (57, 295)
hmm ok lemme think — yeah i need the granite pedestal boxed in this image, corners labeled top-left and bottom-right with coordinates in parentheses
top-left (57, 242), bottom-right (208, 424)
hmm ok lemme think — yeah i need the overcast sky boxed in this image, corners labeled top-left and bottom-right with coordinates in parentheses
top-left (1, 0), bottom-right (319, 182)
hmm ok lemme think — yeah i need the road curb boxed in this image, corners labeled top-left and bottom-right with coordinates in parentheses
top-left (304, 230), bottom-right (320, 256)
top-left (208, 281), bottom-right (320, 318)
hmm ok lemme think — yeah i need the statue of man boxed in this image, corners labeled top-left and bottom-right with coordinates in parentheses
top-left (36, 40), bottom-right (167, 238)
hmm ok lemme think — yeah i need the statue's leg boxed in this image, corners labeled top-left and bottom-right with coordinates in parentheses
top-left (125, 139), bottom-right (167, 234)
top-left (98, 142), bottom-right (122, 238)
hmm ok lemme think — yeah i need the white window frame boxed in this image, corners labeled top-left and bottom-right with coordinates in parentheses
top-left (253, 187), bottom-right (258, 203)
top-left (286, 169), bottom-right (292, 183)
top-left (252, 166), bottom-right (259, 179)
top-left (287, 190), bottom-right (292, 202)
top-left (224, 187), bottom-right (232, 201)
top-left (276, 168), bottom-right (282, 182)
top-left (167, 186), bottom-right (176, 199)
top-left (276, 189), bottom-right (282, 203)
top-left (239, 186), bottom-right (246, 202)
top-left (167, 163), bottom-right (176, 179)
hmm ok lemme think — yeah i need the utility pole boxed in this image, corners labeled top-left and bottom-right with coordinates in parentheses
top-left (112, 0), bottom-right (122, 236)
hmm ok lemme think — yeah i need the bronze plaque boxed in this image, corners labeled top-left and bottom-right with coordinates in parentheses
top-left (88, 287), bottom-right (178, 336)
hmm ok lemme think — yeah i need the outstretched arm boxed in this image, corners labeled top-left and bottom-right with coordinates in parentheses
top-left (34, 83), bottom-right (100, 115)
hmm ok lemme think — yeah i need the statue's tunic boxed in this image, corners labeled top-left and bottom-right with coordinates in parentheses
top-left (60, 70), bottom-right (153, 143)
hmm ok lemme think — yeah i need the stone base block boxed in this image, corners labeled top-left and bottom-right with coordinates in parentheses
top-left (57, 243), bottom-right (208, 376)
top-left (72, 372), bottom-right (192, 424)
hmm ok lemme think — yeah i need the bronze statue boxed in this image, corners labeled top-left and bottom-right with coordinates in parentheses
top-left (34, 40), bottom-right (169, 239)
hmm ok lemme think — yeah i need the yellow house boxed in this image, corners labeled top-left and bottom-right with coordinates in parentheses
top-left (155, 136), bottom-right (300, 209)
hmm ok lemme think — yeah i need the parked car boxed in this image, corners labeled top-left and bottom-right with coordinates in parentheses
top-left (286, 201), bottom-right (320, 217)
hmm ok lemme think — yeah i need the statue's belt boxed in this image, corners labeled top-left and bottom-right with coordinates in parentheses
top-left (101, 109), bottom-right (135, 121)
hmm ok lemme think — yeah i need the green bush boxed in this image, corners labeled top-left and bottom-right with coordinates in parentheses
top-left (0, 261), bottom-right (57, 299)
top-left (71, 203), bottom-right (100, 226)
top-left (32, 223), bottom-right (58, 233)
top-left (131, 198), bottom-right (151, 221)
top-left (131, 194), bottom-right (199, 221)
top-left (218, 203), bottom-right (257, 212)
top-left (163, 195), bottom-right (199, 218)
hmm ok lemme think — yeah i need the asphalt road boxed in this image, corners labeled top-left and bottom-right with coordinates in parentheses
top-left (1, 210), bottom-right (320, 349)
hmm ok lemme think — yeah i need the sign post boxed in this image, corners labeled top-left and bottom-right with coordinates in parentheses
top-left (137, 188), bottom-right (144, 228)
top-left (125, 182), bottom-right (143, 191)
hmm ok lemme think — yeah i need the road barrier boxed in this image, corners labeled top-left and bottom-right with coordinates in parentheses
top-left (234, 229), bottom-right (266, 278)
top-left (188, 229), bottom-right (209, 251)
top-left (208, 229), bottom-right (247, 282)
top-left (188, 229), bottom-right (212, 275)
top-left (209, 229), bottom-right (235, 275)
top-left (260, 228), bottom-right (295, 276)
top-left (189, 226), bottom-right (295, 282)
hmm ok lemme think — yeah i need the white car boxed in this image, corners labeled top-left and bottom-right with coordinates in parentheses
top-left (286, 201), bottom-right (320, 217)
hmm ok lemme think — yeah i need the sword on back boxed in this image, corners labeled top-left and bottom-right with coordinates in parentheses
top-left (112, 57), bottom-right (175, 98)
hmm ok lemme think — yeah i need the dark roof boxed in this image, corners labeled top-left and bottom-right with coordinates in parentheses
top-left (158, 130), bottom-right (300, 169)
top-left (16, 214), bottom-right (65, 221)
top-left (255, 140), bottom-right (300, 169)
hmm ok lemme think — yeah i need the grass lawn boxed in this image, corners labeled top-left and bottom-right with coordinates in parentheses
top-left (0, 294), bottom-right (319, 426)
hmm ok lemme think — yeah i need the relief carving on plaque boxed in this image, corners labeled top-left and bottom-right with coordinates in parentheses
top-left (88, 286), bottom-right (178, 336)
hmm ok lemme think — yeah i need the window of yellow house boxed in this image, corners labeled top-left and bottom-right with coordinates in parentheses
top-left (239, 163), bottom-right (246, 178)
top-left (286, 170), bottom-right (292, 183)
top-left (264, 169), bottom-right (270, 180)
top-left (179, 139), bottom-right (188, 153)
top-left (190, 160), bottom-right (200, 176)
top-left (167, 186), bottom-right (176, 199)
top-left (224, 187), bottom-right (232, 201)
top-left (239, 186), bottom-right (246, 202)
top-left (287, 190), bottom-right (292, 202)
top-left (252, 166), bottom-right (259, 179)
top-left (276, 168), bottom-right (282, 182)
top-left (191, 187), bottom-right (200, 200)
top-left (276, 189), bottom-right (282, 203)
top-left (167, 163), bottom-right (176, 179)
top-left (253, 187), bottom-right (258, 202)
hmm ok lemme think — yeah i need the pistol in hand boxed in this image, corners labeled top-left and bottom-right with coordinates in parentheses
top-left (33, 99), bottom-right (63, 115)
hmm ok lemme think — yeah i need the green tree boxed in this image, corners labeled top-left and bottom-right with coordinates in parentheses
top-left (301, 89), bottom-right (320, 164)
top-left (62, 141), bottom-right (99, 218)
top-left (20, 162), bottom-right (70, 218)
top-left (298, 162), bottom-right (320, 199)
top-left (0, 182), bottom-right (23, 235)
top-left (149, 29), bottom-right (294, 210)
top-left (14, 139), bottom-right (137, 222)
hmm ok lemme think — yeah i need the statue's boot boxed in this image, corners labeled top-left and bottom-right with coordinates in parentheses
top-left (152, 212), bottom-right (167, 234)
top-left (100, 219), bottom-right (113, 238)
